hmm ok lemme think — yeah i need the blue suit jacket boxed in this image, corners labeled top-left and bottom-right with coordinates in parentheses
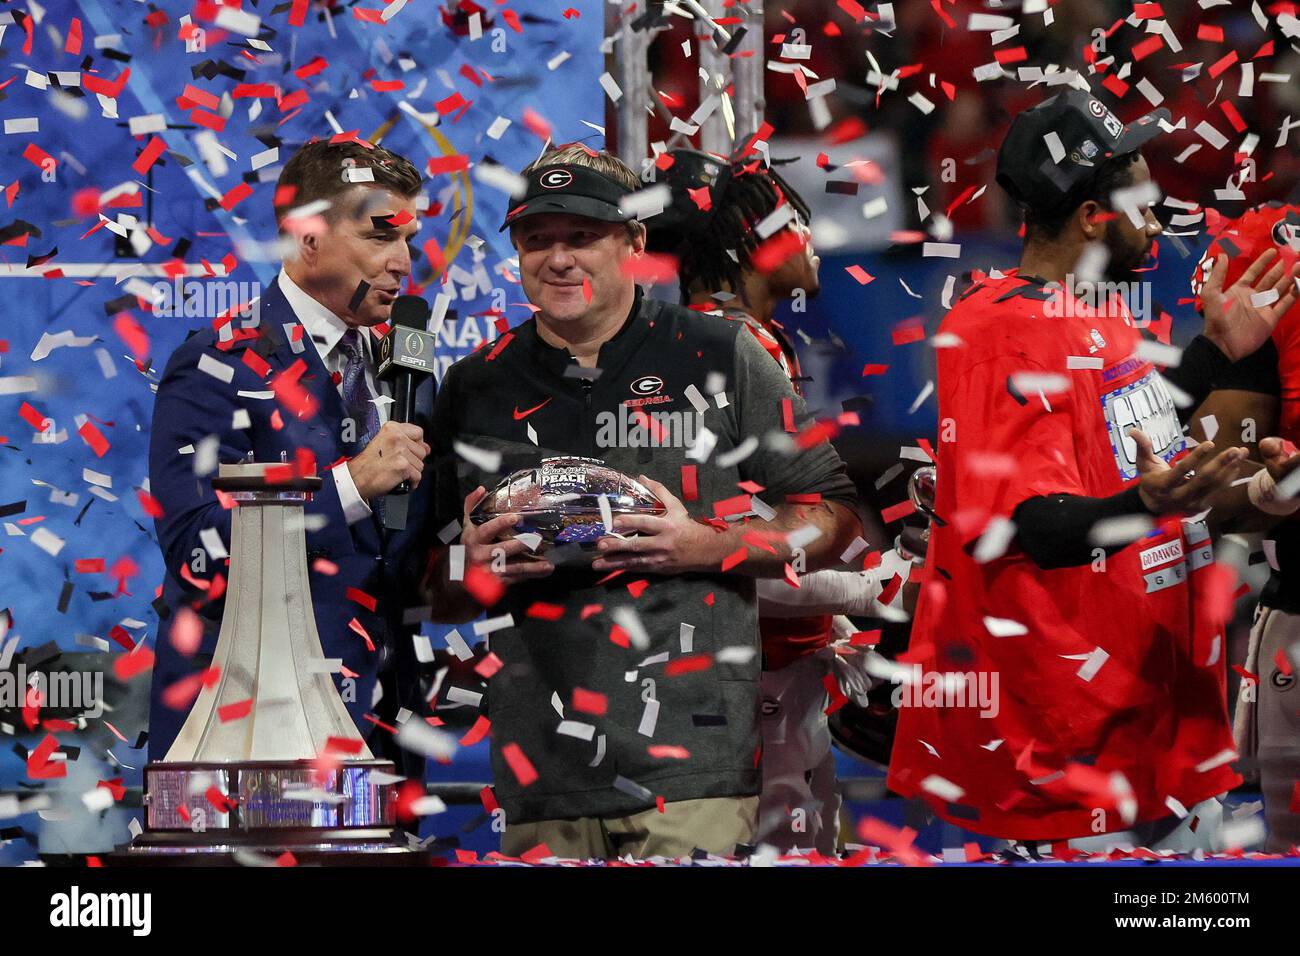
top-left (146, 279), bottom-right (435, 760)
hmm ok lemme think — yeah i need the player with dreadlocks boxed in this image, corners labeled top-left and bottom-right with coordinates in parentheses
top-left (646, 150), bottom-right (921, 856)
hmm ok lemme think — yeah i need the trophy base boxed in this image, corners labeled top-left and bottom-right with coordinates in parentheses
top-left (108, 827), bottom-right (426, 867)
top-left (106, 759), bottom-right (426, 866)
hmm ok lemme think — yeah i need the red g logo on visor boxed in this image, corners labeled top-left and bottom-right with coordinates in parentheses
top-left (539, 168), bottom-right (574, 189)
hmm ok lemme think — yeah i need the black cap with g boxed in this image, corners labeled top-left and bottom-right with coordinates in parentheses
top-left (500, 163), bottom-right (634, 232)
top-left (996, 88), bottom-right (1170, 212)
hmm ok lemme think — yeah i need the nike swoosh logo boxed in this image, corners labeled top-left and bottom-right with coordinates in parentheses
top-left (513, 398), bottom-right (552, 420)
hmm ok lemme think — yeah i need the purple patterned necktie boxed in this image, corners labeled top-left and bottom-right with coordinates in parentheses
top-left (338, 328), bottom-right (380, 449)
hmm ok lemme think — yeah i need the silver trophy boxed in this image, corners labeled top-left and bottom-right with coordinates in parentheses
top-left (895, 464), bottom-right (936, 563)
top-left (470, 456), bottom-right (666, 566)
top-left (116, 461), bottom-right (416, 864)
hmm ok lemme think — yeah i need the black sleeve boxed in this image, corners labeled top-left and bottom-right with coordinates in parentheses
top-left (1209, 337), bottom-right (1281, 395)
top-left (1163, 335), bottom-right (1231, 423)
top-left (1162, 335), bottom-right (1280, 423)
top-left (1010, 486), bottom-right (1151, 569)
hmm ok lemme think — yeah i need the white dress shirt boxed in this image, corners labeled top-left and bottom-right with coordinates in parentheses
top-left (278, 268), bottom-right (389, 525)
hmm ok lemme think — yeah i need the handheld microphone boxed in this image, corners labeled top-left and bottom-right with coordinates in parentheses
top-left (376, 295), bottom-right (435, 499)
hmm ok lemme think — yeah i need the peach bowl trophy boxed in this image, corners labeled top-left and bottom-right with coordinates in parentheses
top-left (114, 461), bottom-right (418, 865)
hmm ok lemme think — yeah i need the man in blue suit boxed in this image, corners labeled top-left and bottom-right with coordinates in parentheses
top-left (147, 140), bottom-right (433, 772)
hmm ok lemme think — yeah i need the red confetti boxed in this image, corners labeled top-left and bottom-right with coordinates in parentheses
top-left (880, 499), bottom-right (917, 524)
top-left (751, 229), bottom-right (806, 273)
top-left (460, 715), bottom-right (491, 746)
top-left (474, 652), bottom-right (504, 679)
top-left (18, 401), bottom-right (49, 432)
top-left (1131, 34), bottom-right (1164, 61)
top-left (27, 734), bottom-right (66, 779)
top-left (721, 546), bottom-right (748, 572)
top-left (114, 312), bottom-right (150, 361)
top-left (526, 602), bottom-right (565, 620)
top-left (218, 698), bottom-right (253, 722)
top-left (132, 136), bottom-right (167, 176)
top-left (22, 143), bottom-right (54, 170)
top-left (219, 182), bottom-right (253, 212)
top-left (891, 322), bottom-right (925, 346)
top-left (112, 648), bottom-right (155, 681)
top-left (427, 154), bottom-right (470, 175)
top-left (295, 56), bottom-right (328, 79)
top-left (648, 745), bottom-right (690, 760)
top-left (522, 108), bottom-right (552, 141)
top-left (348, 616), bottom-right (376, 652)
top-left (78, 419), bottom-right (109, 458)
top-left (665, 654), bottom-right (713, 676)
top-left (346, 587), bottom-right (377, 612)
top-left (572, 688), bottom-right (607, 716)
top-left (713, 494), bottom-right (753, 519)
top-left (822, 673), bottom-right (849, 715)
top-left (501, 743), bottom-right (538, 787)
top-left (781, 397), bottom-right (796, 433)
top-left (1207, 50), bottom-right (1239, 80)
top-left (680, 464), bottom-right (699, 501)
top-left (323, 735), bottom-right (364, 755)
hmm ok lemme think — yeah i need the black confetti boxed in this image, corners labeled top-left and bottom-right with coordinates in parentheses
top-left (348, 280), bottom-right (372, 313)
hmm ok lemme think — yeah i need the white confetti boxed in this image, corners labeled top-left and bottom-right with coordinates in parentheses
top-left (1194, 120), bottom-right (1228, 150)
top-left (972, 517), bottom-right (1016, 564)
top-left (199, 527), bottom-right (228, 561)
top-left (443, 628), bottom-right (472, 661)
top-left (30, 527), bottom-right (65, 556)
top-left (1250, 288), bottom-right (1279, 309)
top-left (412, 634), bottom-right (434, 664)
top-left (1043, 131), bottom-right (1065, 164)
top-left (395, 719), bottom-right (458, 761)
top-left (983, 616), bottom-right (1027, 638)
top-left (637, 697), bottom-right (660, 737)
top-left (611, 606), bottom-right (651, 651)
top-left (197, 353), bottom-right (234, 383)
top-left (598, 72), bottom-right (622, 103)
top-left (473, 613), bottom-right (514, 636)
top-left (920, 774), bottom-right (965, 802)
top-left (1200, 415), bottom-right (1219, 442)
top-left (1089, 514), bottom-right (1153, 547)
top-left (1074, 646), bottom-right (1110, 682)
top-left (453, 440), bottom-right (502, 473)
top-left (683, 384), bottom-right (709, 414)
top-left (922, 242), bottom-right (961, 258)
top-left (557, 720), bottom-right (595, 741)
top-left (0, 376), bottom-right (38, 395)
top-left (679, 623), bottom-right (695, 653)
